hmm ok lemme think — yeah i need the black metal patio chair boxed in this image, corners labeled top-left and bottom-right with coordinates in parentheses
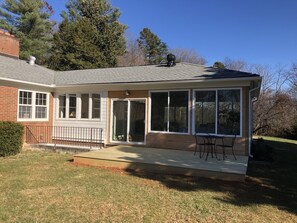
top-left (194, 133), bottom-right (217, 160)
top-left (216, 134), bottom-right (237, 160)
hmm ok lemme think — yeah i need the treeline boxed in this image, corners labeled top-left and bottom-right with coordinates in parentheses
top-left (0, 0), bottom-right (205, 69)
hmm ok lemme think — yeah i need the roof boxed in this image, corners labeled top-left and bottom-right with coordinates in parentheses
top-left (55, 63), bottom-right (260, 86)
top-left (0, 55), bottom-right (55, 85)
top-left (0, 55), bottom-right (260, 87)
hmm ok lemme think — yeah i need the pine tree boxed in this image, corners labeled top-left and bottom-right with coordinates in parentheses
top-left (137, 28), bottom-right (168, 65)
top-left (0, 0), bottom-right (55, 65)
top-left (50, 0), bottom-right (126, 71)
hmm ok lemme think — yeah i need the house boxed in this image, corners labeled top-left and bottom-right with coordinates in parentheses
top-left (0, 31), bottom-right (261, 157)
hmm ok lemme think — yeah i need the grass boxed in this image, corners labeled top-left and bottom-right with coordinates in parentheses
top-left (0, 137), bottom-right (296, 223)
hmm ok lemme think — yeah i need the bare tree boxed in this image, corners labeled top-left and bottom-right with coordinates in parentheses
top-left (223, 57), bottom-right (247, 71)
top-left (170, 48), bottom-right (206, 65)
top-left (252, 64), bottom-right (295, 136)
top-left (117, 35), bottom-right (146, 67)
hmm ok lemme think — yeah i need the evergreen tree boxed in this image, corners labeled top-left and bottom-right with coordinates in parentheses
top-left (213, 61), bottom-right (225, 69)
top-left (50, 0), bottom-right (126, 71)
top-left (0, 0), bottom-right (55, 64)
top-left (137, 28), bottom-right (168, 65)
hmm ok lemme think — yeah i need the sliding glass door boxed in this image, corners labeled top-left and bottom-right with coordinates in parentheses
top-left (112, 99), bottom-right (146, 144)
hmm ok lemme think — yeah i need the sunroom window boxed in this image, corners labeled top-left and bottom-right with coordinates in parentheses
top-left (218, 89), bottom-right (240, 135)
top-left (92, 94), bottom-right (101, 119)
top-left (69, 94), bottom-right (77, 118)
top-left (194, 89), bottom-right (241, 135)
top-left (150, 91), bottom-right (189, 133)
top-left (58, 93), bottom-right (101, 120)
top-left (195, 91), bottom-right (216, 134)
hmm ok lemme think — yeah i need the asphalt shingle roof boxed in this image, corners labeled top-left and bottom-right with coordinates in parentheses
top-left (0, 55), bottom-right (260, 87)
top-left (0, 55), bottom-right (55, 85)
top-left (55, 63), bottom-right (259, 86)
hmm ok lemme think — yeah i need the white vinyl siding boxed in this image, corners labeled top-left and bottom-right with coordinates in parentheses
top-left (54, 91), bottom-right (107, 144)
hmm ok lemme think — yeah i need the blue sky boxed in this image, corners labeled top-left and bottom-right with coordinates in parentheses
top-left (30, 1), bottom-right (297, 66)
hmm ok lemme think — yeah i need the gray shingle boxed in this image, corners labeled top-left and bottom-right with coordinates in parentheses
top-left (55, 63), bottom-right (260, 86)
top-left (0, 55), bottom-right (260, 87)
top-left (0, 55), bottom-right (55, 85)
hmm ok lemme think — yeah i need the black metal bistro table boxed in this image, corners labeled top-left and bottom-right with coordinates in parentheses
top-left (201, 134), bottom-right (224, 161)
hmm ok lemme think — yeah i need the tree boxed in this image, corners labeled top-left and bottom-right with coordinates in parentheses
top-left (170, 48), bottom-right (206, 65)
top-left (0, 0), bottom-right (55, 65)
top-left (250, 64), bottom-right (296, 137)
top-left (213, 61), bottom-right (225, 69)
top-left (50, 0), bottom-right (126, 70)
top-left (223, 57), bottom-right (247, 71)
top-left (137, 28), bottom-right (168, 65)
top-left (117, 34), bottom-right (146, 67)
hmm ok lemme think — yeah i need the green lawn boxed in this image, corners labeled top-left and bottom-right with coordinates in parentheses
top-left (0, 137), bottom-right (297, 223)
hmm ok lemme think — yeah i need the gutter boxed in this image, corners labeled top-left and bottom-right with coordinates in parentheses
top-left (248, 81), bottom-right (261, 158)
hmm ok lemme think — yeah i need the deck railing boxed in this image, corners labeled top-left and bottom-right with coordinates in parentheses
top-left (25, 125), bottom-right (104, 149)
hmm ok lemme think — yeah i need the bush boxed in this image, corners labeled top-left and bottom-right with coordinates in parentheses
top-left (0, 122), bottom-right (24, 157)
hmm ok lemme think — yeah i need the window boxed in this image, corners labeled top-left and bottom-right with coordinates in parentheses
top-left (92, 94), bottom-right (100, 119)
top-left (58, 93), bottom-right (101, 120)
top-left (19, 91), bottom-right (33, 119)
top-left (150, 91), bottom-right (189, 133)
top-left (194, 89), bottom-right (241, 136)
top-left (18, 90), bottom-right (48, 120)
top-left (81, 94), bottom-right (89, 119)
top-left (195, 91), bottom-right (216, 134)
top-left (169, 91), bottom-right (188, 133)
top-left (151, 92), bottom-right (168, 131)
top-left (59, 95), bottom-right (66, 118)
top-left (218, 89), bottom-right (240, 135)
top-left (35, 93), bottom-right (47, 119)
top-left (69, 94), bottom-right (77, 118)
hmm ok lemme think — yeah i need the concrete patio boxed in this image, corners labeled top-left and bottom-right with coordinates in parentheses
top-left (73, 145), bottom-right (249, 181)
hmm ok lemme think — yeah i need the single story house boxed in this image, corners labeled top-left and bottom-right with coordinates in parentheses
top-left (0, 31), bottom-right (261, 157)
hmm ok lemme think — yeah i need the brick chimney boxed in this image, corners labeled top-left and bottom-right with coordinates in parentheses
top-left (0, 30), bottom-right (19, 58)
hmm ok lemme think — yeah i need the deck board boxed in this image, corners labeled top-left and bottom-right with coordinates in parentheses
top-left (73, 146), bottom-right (248, 181)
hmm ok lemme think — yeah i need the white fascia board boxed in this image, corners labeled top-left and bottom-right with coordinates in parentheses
top-left (0, 77), bottom-right (56, 88)
top-left (55, 76), bottom-right (262, 89)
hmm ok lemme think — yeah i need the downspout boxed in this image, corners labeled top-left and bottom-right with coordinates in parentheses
top-left (248, 82), bottom-right (261, 157)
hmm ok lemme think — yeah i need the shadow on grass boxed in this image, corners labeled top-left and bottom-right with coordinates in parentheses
top-left (123, 138), bottom-right (297, 215)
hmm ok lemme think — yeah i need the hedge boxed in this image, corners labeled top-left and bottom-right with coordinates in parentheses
top-left (0, 122), bottom-right (24, 157)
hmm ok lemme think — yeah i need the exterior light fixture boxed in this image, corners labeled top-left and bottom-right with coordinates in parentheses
top-left (125, 90), bottom-right (130, 96)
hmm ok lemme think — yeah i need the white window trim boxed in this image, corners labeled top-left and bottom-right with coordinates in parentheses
top-left (17, 89), bottom-right (49, 122)
top-left (192, 88), bottom-right (243, 137)
top-left (56, 93), bottom-right (101, 121)
top-left (148, 89), bottom-right (191, 135)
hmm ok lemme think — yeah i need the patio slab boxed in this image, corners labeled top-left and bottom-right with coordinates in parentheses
top-left (73, 145), bottom-right (249, 181)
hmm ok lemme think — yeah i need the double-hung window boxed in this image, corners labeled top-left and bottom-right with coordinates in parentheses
top-left (18, 90), bottom-right (48, 120)
top-left (35, 93), bottom-right (47, 119)
top-left (19, 91), bottom-right (33, 119)
top-left (150, 90), bottom-right (189, 133)
top-left (194, 89), bottom-right (241, 136)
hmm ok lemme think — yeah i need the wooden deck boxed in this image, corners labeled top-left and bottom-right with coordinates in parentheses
top-left (73, 146), bottom-right (249, 181)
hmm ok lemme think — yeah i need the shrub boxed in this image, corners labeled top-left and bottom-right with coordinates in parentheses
top-left (0, 122), bottom-right (24, 157)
